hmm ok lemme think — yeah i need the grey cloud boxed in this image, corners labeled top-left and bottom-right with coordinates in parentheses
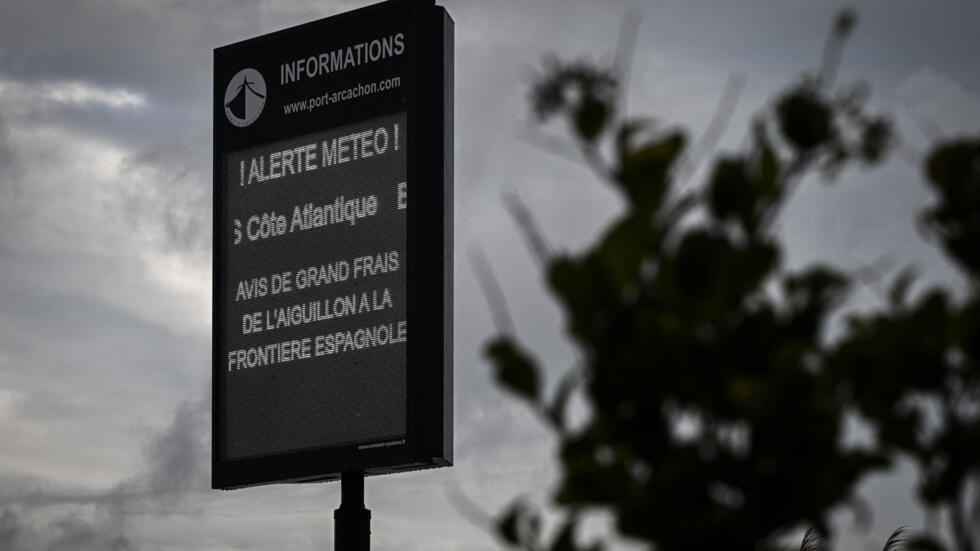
top-left (0, 109), bottom-right (19, 196)
top-left (0, 508), bottom-right (137, 551)
top-left (4, 398), bottom-right (208, 510)
top-left (0, 396), bottom-right (208, 549)
top-left (112, 135), bottom-right (213, 257)
top-left (126, 398), bottom-right (210, 509)
top-left (0, 110), bottom-right (12, 165)
top-left (102, 396), bottom-right (211, 514)
top-left (0, 0), bottom-right (348, 108)
top-left (0, 509), bottom-right (23, 548)
top-left (0, 1), bottom-right (307, 149)
top-left (46, 516), bottom-right (137, 551)
top-left (3, 97), bottom-right (155, 154)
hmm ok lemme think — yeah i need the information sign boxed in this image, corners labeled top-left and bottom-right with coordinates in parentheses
top-left (213, 0), bottom-right (452, 489)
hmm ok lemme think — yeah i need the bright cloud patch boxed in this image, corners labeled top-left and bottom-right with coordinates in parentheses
top-left (0, 78), bottom-right (145, 111)
top-left (895, 67), bottom-right (980, 137)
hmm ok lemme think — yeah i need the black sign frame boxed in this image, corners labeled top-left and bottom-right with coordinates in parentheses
top-left (212, 0), bottom-right (452, 490)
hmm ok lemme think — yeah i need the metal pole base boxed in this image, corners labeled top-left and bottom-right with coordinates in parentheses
top-left (334, 471), bottom-right (370, 551)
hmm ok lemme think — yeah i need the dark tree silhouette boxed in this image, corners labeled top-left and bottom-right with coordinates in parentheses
top-left (481, 10), bottom-right (979, 551)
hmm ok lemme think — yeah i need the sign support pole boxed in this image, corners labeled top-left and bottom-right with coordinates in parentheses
top-left (335, 470), bottom-right (370, 550)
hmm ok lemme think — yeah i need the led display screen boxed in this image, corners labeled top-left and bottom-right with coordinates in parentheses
top-left (224, 112), bottom-right (408, 460)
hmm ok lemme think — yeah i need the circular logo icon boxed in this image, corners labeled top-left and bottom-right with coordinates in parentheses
top-left (224, 68), bottom-right (266, 127)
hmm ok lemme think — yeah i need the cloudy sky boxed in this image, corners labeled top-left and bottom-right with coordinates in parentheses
top-left (1, 1), bottom-right (978, 549)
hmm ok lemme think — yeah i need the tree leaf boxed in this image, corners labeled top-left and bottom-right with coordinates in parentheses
top-left (486, 337), bottom-right (541, 403)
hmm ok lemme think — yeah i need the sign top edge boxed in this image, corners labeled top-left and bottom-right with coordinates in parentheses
top-left (213, 0), bottom-right (436, 55)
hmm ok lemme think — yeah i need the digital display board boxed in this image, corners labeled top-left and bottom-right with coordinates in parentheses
top-left (213, 0), bottom-right (452, 489)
